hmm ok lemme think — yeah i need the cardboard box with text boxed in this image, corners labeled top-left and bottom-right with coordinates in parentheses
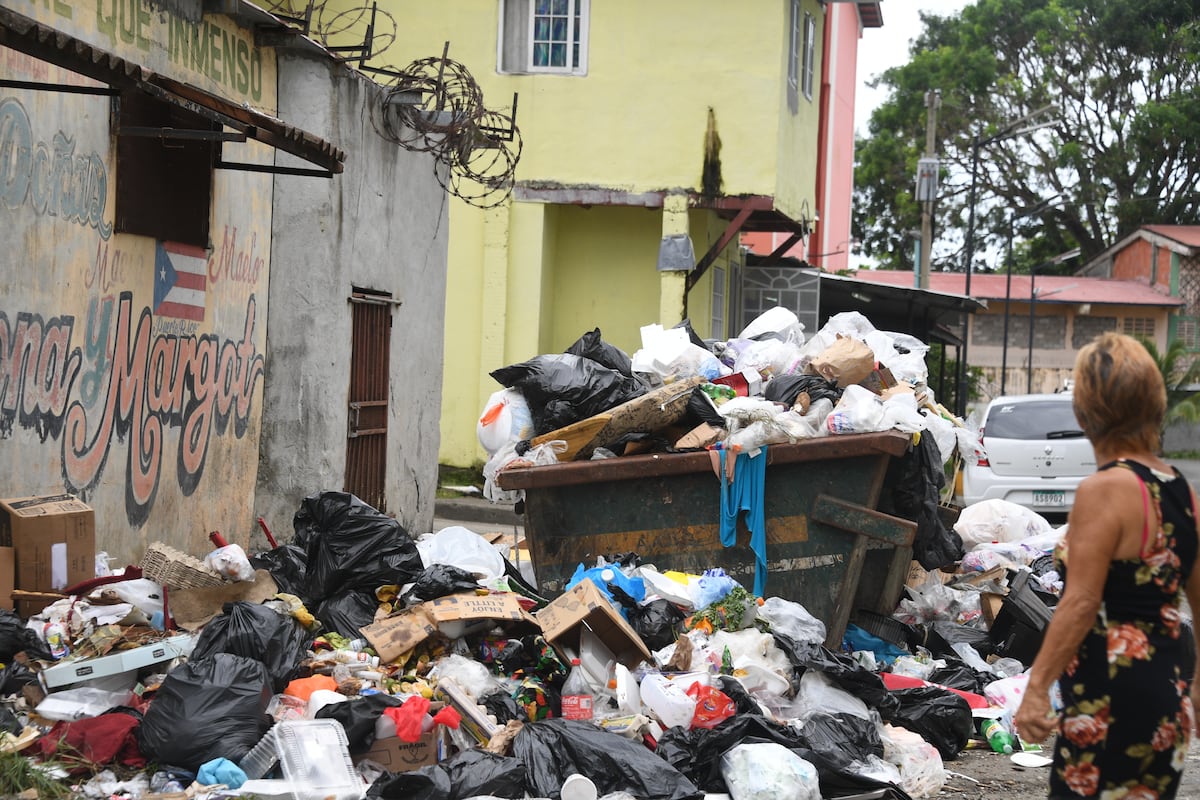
top-left (0, 495), bottom-right (95, 594)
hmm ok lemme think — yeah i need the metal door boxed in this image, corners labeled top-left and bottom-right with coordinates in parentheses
top-left (345, 289), bottom-right (394, 512)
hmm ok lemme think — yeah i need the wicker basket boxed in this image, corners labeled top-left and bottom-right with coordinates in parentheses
top-left (140, 542), bottom-right (225, 589)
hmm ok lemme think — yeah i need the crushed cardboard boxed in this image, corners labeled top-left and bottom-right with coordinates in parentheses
top-left (168, 570), bottom-right (280, 630)
top-left (535, 580), bottom-right (652, 667)
top-left (361, 592), bottom-right (538, 664)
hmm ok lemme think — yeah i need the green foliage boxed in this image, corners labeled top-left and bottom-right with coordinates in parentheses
top-left (926, 343), bottom-right (985, 412)
top-left (1137, 336), bottom-right (1200, 424)
top-left (0, 751), bottom-right (74, 800)
top-left (854, 0), bottom-right (1200, 273)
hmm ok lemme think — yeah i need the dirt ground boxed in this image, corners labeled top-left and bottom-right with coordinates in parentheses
top-left (942, 736), bottom-right (1200, 799)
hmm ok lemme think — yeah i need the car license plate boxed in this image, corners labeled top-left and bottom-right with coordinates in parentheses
top-left (1033, 490), bottom-right (1066, 507)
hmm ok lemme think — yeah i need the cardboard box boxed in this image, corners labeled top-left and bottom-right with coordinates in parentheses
top-left (361, 592), bottom-right (538, 664)
top-left (40, 634), bottom-right (194, 690)
top-left (352, 729), bottom-right (442, 772)
top-left (536, 580), bottom-right (652, 668)
top-left (0, 546), bottom-right (13, 611)
top-left (0, 495), bottom-right (95, 593)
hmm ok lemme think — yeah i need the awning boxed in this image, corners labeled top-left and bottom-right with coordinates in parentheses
top-left (0, 5), bottom-right (345, 175)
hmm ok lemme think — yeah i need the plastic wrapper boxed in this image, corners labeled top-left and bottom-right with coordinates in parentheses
top-left (204, 544), bottom-right (255, 582)
top-left (491, 353), bottom-right (648, 434)
top-left (720, 742), bottom-right (820, 800)
top-left (881, 723), bottom-right (945, 799)
top-left (881, 685), bottom-right (973, 760)
top-left (729, 338), bottom-right (806, 379)
top-left (190, 601), bottom-right (313, 692)
top-left (513, 718), bottom-right (700, 800)
top-left (294, 491), bottom-right (423, 604)
top-left (826, 385), bottom-right (886, 434)
top-left (632, 324), bottom-right (726, 385)
top-left (483, 439), bottom-right (566, 504)
top-left (687, 683), bottom-right (736, 729)
top-left (794, 670), bottom-right (871, 722)
top-left (430, 655), bottom-right (503, 701)
top-left (738, 306), bottom-right (806, 346)
top-left (315, 590), bottom-right (379, 639)
top-left (476, 388), bottom-right (535, 455)
top-left (565, 327), bottom-right (634, 377)
top-left (758, 596), bottom-right (826, 646)
top-left (137, 653), bottom-right (272, 771)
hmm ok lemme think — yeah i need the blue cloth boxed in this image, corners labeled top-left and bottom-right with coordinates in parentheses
top-left (197, 757), bottom-right (247, 790)
top-left (718, 447), bottom-right (768, 596)
top-left (843, 623), bottom-right (909, 666)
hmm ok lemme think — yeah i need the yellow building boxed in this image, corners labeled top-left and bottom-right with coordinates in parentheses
top-left (362, 0), bottom-right (826, 466)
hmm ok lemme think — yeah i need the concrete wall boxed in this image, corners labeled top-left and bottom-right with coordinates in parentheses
top-left (1, 11), bottom-right (276, 565)
top-left (255, 53), bottom-right (448, 539)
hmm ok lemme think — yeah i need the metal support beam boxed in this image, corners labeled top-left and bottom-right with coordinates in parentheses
top-left (215, 158), bottom-right (333, 179)
top-left (119, 126), bottom-right (247, 142)
top-left (767, 232), bottom-right (803, 261)
top-left (0, 79), bottom-right (117, 96)
top-left (686, 205), bottom-right (754, 292)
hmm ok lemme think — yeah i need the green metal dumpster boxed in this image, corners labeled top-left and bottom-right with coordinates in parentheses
top-left (496, 430), bottom-right (918, 646)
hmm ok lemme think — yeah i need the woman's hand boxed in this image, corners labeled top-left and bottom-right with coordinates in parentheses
top-left (1189, 682), bottom-right (1200, 736)
top-left (1014, 689), bottom-right (1060, 744)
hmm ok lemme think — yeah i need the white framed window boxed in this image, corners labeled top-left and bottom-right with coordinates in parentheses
top-left (498, 0), bottom-right (589, 75)
top-left (1123, 317), bottom-right (1156, 338)
top-left (802, 11), bottom-right (816, 101)
top-left (787, 0), bottom-right (800, 94)
top-left (711, 265), bottom-right (726, 339)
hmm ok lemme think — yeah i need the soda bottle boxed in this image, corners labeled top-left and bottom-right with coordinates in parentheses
top-left (981, 718), bottom-right (1015, 754)
top-left (560, 657), bottom-right (594, 721)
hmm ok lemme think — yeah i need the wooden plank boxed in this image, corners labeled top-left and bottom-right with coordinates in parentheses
top-left (810, 494), bottom-right (916, 547)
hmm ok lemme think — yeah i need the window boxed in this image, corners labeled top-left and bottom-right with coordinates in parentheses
top-left (1178, 317), bottom-right (1200, 352)
top-left (802, 12), bottom-right (816, 101)
top-left (1123, 317), bottom-right (1155, 338)
top-left (498, 0), bottom-right (589, 75)
top-left (115, 90), bottom-right (216, 247)
top-left (787, 0), bottom-right (800, 111)
top-left (711, 265), bottom-right (726, 339)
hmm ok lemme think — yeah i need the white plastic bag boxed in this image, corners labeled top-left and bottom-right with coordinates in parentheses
top-left (757, 596), bottom-right (826, 646)
top-left (482, 439), bottom-right (566, 503)
top-left (826, 385), bottom-right (886, 434)
top-left (204, 544), bottom-right (255, 582)
top-left (795, 670), bottom-right (871, 722)
top-left (476, 388), bottom-right (534, 455)
top-left (631, 324), bottom-right (726, 383)
top-left (720, 742), bottom-right (820, 800)
top-left (738, 306), bottom-right (806, 346)
top-left (732, 338), bottom-right (806, 378)
top-left (954, 499), bottom-right (1053, 550)
top-left (880, 392), bottom-right (926, 433)
top-left (416, 526), bottom-right (504, 582)
top-left (881, 723), bottom-right (946, 798)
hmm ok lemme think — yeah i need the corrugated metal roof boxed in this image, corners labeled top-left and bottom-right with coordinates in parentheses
top-left (1140, 225), bottom-right (1200, 249)
top-left (848, 269), bottom-right (1182, 307)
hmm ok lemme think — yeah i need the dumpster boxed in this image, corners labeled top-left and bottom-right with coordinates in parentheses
top-left (496, 430), bottom-right (917, 646)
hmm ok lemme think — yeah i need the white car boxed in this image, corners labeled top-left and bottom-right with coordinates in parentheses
top-left (958, 394), bottom-right (1096, 518)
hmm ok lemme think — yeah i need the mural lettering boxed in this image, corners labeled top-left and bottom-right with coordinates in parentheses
top-left (167, 16), bottom-right (263, 101)
top-left (95, 0), bottom-right (150, 51)
top-left (0, 293), bottom-right (265, 526)
top-left (0, 97), bottom-right (112, 239)
top-left (209, 225), bottom-right (264, 286)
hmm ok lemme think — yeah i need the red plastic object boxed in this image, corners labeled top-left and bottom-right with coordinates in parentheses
top-left (284, 674), bottom-right (338, 701)
top-left (257, 517), bottom-right (279, 549)
top-left (385, 696), bottom-right (432, 743)
top-left (431, 705), bottom-right (462, 729)
top-left (209, 531), bottom-right (229, 548)
top-left (881, 671), bottom-right (989, 709)
top-left (686, 682), bottom-right (737, 729)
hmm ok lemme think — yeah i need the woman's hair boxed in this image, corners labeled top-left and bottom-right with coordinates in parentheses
top-left (1072, 332), bottom-right (1166, 453)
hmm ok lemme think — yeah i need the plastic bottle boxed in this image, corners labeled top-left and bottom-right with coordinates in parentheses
top-left (561, 657), bottom-right (595, 721)
top-left (981, 718), bottom-right (1016, 754)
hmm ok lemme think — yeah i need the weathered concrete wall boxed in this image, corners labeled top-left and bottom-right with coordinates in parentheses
top-left (255, 53), bottom-right (448, 541)
top-left (1, 33), bottom-right (274, 565)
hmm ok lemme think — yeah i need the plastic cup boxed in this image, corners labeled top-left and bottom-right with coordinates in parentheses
top-left (561, 773), bottom-right (598, 800)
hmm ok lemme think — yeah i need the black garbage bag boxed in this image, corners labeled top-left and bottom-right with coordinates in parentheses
top-left (137, 653), bottom-right (272, 770)
top-left (798, 712), bottom-right (884, 763)
top-left (491, 354), bottom-right (647, 436)
top-left (927, 620), bottom-right (996, 659)
top-left (882, 686), bottom-right (973, 760)
top-left (317, 590), bottom-right (380, 639)
top-left (773, 637), bottom-right (899, 717)
top-left (401, 565), bottom-right (481, 606)
top-left (481, 690), bottom-right (527, 724)
top-left (369, 749), bottom-right (526, 800)
top-left (0, 707), bottom-right (20, 736)
top-left (926, 661), bottom-right (987, 695)
top-left (673, 319), bottom-right (711, 351)
top-left (0, 609), bottom-right (52, 663)
top-left (565, 328), bottom-right (634, 378)
top-left (887, 435), bottom-right (963, 570)
top-left (315, 694), bottom-right (405, 752)
top-left (514, 718), bottom-right (701, 800)
top-left (249, 544), bottom-right (309, 600)
top-left (294, 491), bottom-right (424, 603)
top-left (631, 599), bottom-right (686, 651)
top-left (0, 661), bottom-right (38, 695)
top-left (683, 386), bottom-right (726, 431)
top-left (763, 374), bottom-right (843, 407)
top-left (716, 676), bottom-right (763, 716)
top-left (191, 602), bottom-right (312, 693)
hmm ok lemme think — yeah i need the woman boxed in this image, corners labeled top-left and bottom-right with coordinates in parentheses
top-left (1014, 332), bottom-right (1200, 798)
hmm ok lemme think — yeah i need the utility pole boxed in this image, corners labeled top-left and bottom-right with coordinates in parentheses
top-left (917, 90), bottom-right (940, 289)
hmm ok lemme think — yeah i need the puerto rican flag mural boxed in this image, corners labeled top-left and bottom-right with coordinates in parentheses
top-left (153, 241), bottom-right (208, 322)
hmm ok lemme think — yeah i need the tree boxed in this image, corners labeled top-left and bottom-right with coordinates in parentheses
top-left (853, 0), bottom-right (1200, 275)
top-left (1138, 336), bottom-right (1200, 426)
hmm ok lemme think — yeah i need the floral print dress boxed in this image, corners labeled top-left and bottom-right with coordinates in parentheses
top-left (1051, 459), bottom-right (1197, 799)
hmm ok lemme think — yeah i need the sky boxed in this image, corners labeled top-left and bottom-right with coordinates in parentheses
top-left (854, 0), bottom-right (973, 136)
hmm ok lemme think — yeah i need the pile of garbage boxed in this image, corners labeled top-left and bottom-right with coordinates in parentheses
top-left (0, 484), bottom-right (1091, 800)
top-left (478, 308), bottom-right (982, 509)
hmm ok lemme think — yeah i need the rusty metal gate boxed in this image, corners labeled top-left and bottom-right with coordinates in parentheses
top-left (345, 289), bottom-right (395, 512)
